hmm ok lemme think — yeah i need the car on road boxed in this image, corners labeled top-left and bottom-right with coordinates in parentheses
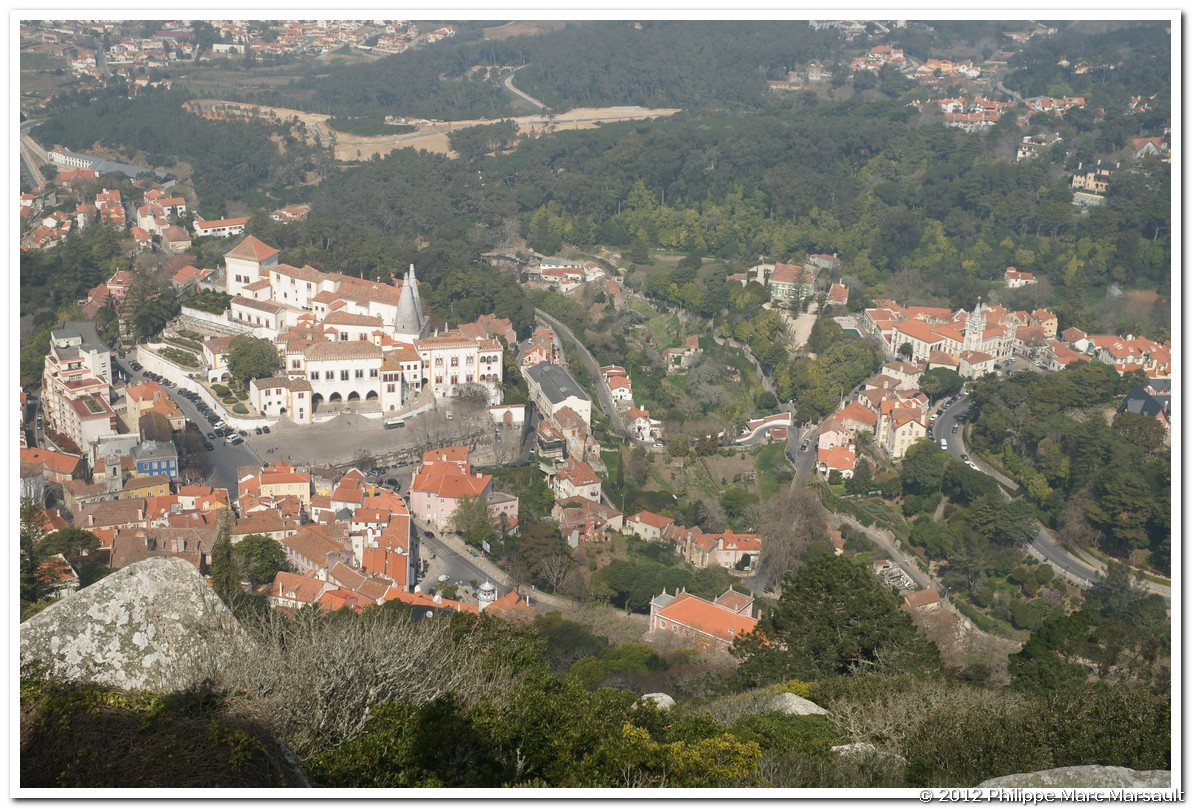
top-left (238, 429), bottom-right (248, 437)
top-left (961, 454), bottom-right (970, 462)
top-left (967, 461), bottom-right (979, 471)
top-left (370, 466), bottom-right (386, 477)
top-left (799, 440), bottom-right (809, 451)
top-left (952, 425), bottom-right (958, 434)
top-left (206, 432), bottom-right (216, 440)
top-left (225, 435), bottom-right (242, 445)
top-left (262, 425), bottom-right (270, 434)
top-left (940, 439), bottom-right (948, 451)
top-left (130, 362), bottom-right (142, 371)
top-left (438, 574), bottom-right (450, 582)
top-left (926, 428), bottom-right (934, 439)
top-left (202, 441), bottom-right (215, 451)
top-left (254, 426), bottom-right (263, 435)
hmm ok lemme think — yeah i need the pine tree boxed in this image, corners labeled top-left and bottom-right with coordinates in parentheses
top-left (210, 515), bottom-right (239, 604)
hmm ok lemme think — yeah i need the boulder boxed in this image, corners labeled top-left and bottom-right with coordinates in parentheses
top-left (20, 557), bottom-right (250, 692)
top-left (979, 766), bottom-right (1170, 788)
top-left (638, 692), bottom-right (676, 711)
top-left (769, 692), bottom-right (829, 716)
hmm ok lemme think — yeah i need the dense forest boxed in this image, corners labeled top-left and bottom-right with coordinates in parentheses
top-left (32, 21), bottom-right (1171, 344)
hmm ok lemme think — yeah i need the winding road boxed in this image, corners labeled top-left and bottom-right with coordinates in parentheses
top-left (500, 66), bottom-right (548, 110)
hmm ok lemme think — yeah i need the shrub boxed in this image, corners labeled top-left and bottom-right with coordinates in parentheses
top-left (233, 404), bottom-right (248, 414)
top-left (158, 348), bottom-right (200, 368)
top-left (213, 385), bottom-right (231, 397)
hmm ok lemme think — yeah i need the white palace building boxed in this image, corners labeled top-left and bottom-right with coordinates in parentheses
top-left (213, 236), bottom-right (505, 425)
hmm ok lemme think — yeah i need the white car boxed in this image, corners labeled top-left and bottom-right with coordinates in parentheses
top-left (438, 574), bottom-right (450, 582)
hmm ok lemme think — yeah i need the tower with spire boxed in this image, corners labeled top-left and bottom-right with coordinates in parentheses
top-left (963, 297), bottom-right (986, 354)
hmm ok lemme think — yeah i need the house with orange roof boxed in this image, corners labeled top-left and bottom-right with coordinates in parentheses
top-left (268, 571), bottom-right (331, 611)
top-left (20, 447), bottom-right (85, 483)
top-left (549, 456), bottom-right (602, 502)
top-left (817, 444), bottom-right (857, 479)
top-left (552, 496), bottom-right (623, 547)
top-left (835, 401), bottom-right (880, 433)
top-left (409, 453), bottom-right (494, 528)
top-left (193, 214), bottom-right (249, 239)
top-left (110, 525), bottom-right (217, 572)
top-left (877, 401), bottom-right (927, 459)
top-left (649, 588), bottom-right (759, 652)
top-left (685, 530), bottom-right (764, 572)
top-left (238, 460), bottom-right (312, 507)
top-left (1004, 266), bottom-right (1037, 288)
top-left (767, 262), bottom-right (813, 301)
top-left (826, 281), bottom-right (849, 308)
top-left (282, 522), bottom-right (353, 575)
top-left (625, 510), bottom-right (676, 542)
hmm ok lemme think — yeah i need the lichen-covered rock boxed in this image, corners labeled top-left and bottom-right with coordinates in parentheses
top-left (20, 557), bottom-right (250, 692)
top-left (979, 766), bottom-right (1171, 788)
top-left (638, 692), bottom-right (676, 711)
top-left (769, 692), bottom-right (829, 716)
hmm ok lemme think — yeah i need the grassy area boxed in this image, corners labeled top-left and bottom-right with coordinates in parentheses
top-left (645, 312), bottom-right (680, 350)
top-left (20, 52), bottom-right (65, 70)
top-left (754, 442), bottom-right (790, 500)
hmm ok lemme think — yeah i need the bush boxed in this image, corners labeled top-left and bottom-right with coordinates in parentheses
top-left (233, 404), bottom-right (248, 414)
top-left (222, 397), bottom-right (238, 405)
top-left (212, 385), bottom-right (231, 397)
top-left (236, 391), bottom-right (248, 401)
top-left (158, 348), bottom-right (200, 368)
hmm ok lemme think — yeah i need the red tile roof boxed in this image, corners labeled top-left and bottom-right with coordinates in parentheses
top-left (656, 592), bottom-right (759, 644)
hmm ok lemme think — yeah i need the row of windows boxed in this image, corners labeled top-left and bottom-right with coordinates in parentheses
top-left (308, 369), bottom-right (379, 381)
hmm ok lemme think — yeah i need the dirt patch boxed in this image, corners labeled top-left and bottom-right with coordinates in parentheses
top-left (484, 21), bottom-right (567, 39)
top-left (182, 97), bottom-right (681, 162)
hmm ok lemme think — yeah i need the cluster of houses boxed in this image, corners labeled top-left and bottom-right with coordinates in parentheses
top-left (727, 254), bottom-right (845, 306)
top-left (812, 281), bottom-right (1172, 480)
top-left (524, 259), bottom-right (607, 294)
top-left (626, 511), bottom-right (763, 574)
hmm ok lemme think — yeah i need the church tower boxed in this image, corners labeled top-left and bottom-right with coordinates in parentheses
top-left (963, 298), bottom-right (986, 354)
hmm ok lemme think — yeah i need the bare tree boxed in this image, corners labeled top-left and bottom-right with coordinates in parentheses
top-left (214, 609), bottom-right (523, 758)
top-left (537, 550), bottom-right (578, 593)
top-left (759, 485), bottom-right (830, 585)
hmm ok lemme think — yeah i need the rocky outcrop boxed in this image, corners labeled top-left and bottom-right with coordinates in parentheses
top-left (20, 557), bottom-right (250, 692)
top-left (638, 692), bottom-right (676, 711)
top-left (769, 692), bottom-right (829, 716)
top-left (979, 766), bottom-right (1171, 788)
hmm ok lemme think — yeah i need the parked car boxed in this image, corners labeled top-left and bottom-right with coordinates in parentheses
top-left (386, 478), bottom-right (399, 488)
top-left (254, 427), bottom-right (263, 435)
top-left (952, 425), bottom-right (958, 434)
top-left (438, 574), bottom-right (450, 582)
top-left (370, 466), bottom-right (386, 477)
top-left (961, 454), bottom-right (970, 462)
top-left (202, 442), bottom-right (214, 451)
top-left (261, 426), bottom-right (270, 434)
top-left (238, 429), bottom-right (248, 437)
top-left (225, 434), bottom-right (242, 446)
top-left (206, 432), bottom-right (216, 440)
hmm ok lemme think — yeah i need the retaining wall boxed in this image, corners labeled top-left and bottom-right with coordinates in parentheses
top-left (133, 347), bottom-right (274, 431)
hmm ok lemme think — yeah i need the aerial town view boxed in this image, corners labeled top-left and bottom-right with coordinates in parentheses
top-left (16, 17), bottom-right (1176, 794)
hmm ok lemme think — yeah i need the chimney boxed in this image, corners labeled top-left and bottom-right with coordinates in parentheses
top-left (433, 593), bottom-right (442, 604)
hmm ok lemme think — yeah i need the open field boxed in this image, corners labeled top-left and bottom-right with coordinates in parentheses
top-left (184, 98), bottom-right (681, 161)
top-left (484, 21), bottom-right (567, 39)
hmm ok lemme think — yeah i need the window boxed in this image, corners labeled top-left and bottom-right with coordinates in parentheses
top-left (466, 356), bottom-right (474, 365)
top-left (310, 371), bottom-right (319, 380)
top-left (450, 357), bottom-right (459, 367)
top-left (369, 369), bottom-right (378, 378)
top-left (435, 357), bottom-right (443, 367)
top-left (355, 369), bottom-right (364, 379)
top-left (340, 332), bottom-right (348, 341)
top-left (387, 383), bottom-right (396, 393)
top-left (435, 376), bottom-right (443, 384)
top-left (340, 370), bottom-right (349, 381)
top-left (466, 375), bottom-right (473, 383)
top-left (291, 360), bottom-right (300, 369)
top-left (451, 375), bottom-right (458, 385)
top-left (298, 392), bottom-right (304, 399)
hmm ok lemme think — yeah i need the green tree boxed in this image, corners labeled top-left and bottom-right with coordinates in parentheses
top-left (733, 555), bottom-right (942, 686)
top-left (209, 520), bottom-right (239, 604)
top-left (451, 496), bottom-right (499, 548)
top-left (899, 440), bottom-right (948, 497)
top-left (918, 367), bottom-right (963, 403)
top-left (123, 266), bottom-right (180, 339)
top-left (226, 335), bottom-right (281, 386)
top-left (20, 498), bottom-right (51, 606)
top-left (232, 533), bottom-right (288, 587)
top-left (39, 527), bottom-right (101, 560)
